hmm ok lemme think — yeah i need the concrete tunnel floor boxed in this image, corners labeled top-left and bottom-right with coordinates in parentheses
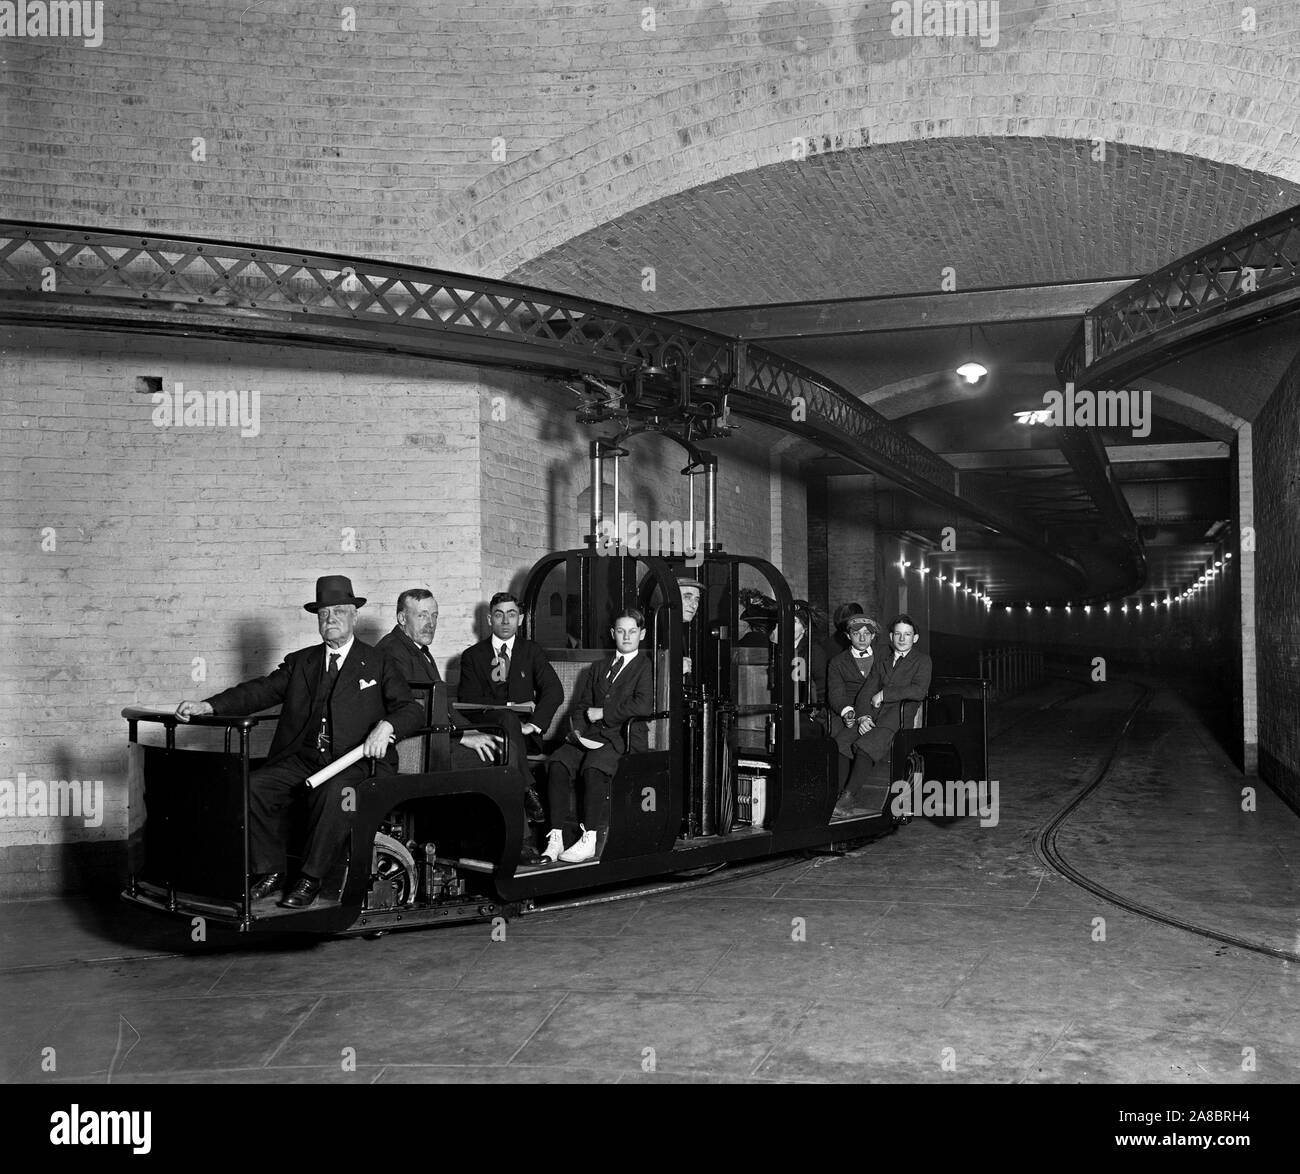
top-left (2, 674), bottom-right (1297, 1085)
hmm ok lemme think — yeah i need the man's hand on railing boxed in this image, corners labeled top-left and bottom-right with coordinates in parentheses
top-left (461, 730), bottom-right (504, 762)
top-left (175, 700), bottom-right (214, 722)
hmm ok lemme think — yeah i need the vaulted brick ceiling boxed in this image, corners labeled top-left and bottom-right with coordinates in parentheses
top-left (509, 136), bottom-right (1300, 436)
top-left (509, 135), bottom-right (1300, 439)
top-left (509, 139), bottom-right (1300, 313)
top-left (509, 136), bottom-right (1300, 601)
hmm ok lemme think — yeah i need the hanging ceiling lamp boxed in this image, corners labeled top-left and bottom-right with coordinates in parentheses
top-left (955, 323), bottom-right (988, 387)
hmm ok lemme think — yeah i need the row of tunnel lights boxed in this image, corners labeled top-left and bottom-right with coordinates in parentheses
top-left (895, 556), bottom-right (995, 609)
top-left (895, 554), bottom-right (1233, 614)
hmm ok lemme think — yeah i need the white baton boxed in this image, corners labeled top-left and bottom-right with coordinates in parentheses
top-left (305, 743), bottom-right (366, 789)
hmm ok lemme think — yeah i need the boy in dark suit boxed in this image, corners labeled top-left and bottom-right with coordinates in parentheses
top-left (175, 576), bottom-right (424, 908)
top-left (828, 614), bottom-right (882, 772)
top-left (542, 608), bottom-right (654, 863)
top-left (834, 614), bottom-right (932, 796)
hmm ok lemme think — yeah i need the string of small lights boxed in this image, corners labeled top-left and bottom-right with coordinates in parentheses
top-left (892, 546), bottom-right (1232, 616)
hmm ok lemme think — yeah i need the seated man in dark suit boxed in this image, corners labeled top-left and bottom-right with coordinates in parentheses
top-left (374, 587), bottom-right (442, 686)
top-left (175, 576), bottom-right (423, 908)
top-left (542, 608), bottom-right (654, 864)
top-left (374, 587), bottom-right (503, 766)
top-left (833, 614), bottom-right (932, 802)
top-left (457, 591), bottom-right (563, 865)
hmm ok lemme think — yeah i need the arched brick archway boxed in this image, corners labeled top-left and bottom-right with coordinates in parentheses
top-left (431, 28), bottom-right (1300, 277)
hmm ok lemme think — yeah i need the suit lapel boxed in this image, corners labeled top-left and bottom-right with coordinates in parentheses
top-left (598, 653), bottom-right (619, 703)
top-left (511, 638), bottom-right (534, 702)
top-left (512, 640), bottom-right (526, 699)
top-left (303, 644), bottom-right (327, 705)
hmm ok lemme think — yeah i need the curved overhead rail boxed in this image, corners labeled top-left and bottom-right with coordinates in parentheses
top-left (1058, 204), bottom-right (1300, 389)
top-left (1050, 206), bottom-right (1300, 604)
top-left (1, 220), bottom-right (1092, 592)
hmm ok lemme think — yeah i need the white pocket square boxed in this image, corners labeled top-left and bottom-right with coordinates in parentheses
top-left (359, 678), bottom-right (377, 690)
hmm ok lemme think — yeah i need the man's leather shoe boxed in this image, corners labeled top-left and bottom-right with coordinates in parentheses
top-left (540, 828), bottom-right (565, 864)
top-left (249, 872), bottom-right (284, 901)
top-left (518, 843), bottom-right (547, 867)
top-left (278, 875), bottom-right (321, 908)
top-left (523, 785), bottom-right (546, 824)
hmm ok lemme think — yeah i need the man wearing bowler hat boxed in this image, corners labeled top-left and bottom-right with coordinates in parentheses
top-left (176, 575), bottom-right (423, 908)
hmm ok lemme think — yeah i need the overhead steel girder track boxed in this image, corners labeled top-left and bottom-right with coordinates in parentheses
top-left (1052, 206), bottom-right (1300, 599)
top-left (668, 278), bottom-right (1141, 339)
top-left (1058, 204), bottom-right (1300, 388)
top-left (0, 220), bottom-right (1085, 590)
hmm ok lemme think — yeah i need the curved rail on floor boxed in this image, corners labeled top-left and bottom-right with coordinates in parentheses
top-left (1033, 686), bottom-right (1300, 964)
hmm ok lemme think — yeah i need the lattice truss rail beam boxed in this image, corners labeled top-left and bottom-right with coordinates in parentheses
top-left (1049, 206), bottom-right (1300, 600)
top-left (1059, 205), bottom-right (1300, 387)
top-left (1, 220), bottom-right (1099, 590)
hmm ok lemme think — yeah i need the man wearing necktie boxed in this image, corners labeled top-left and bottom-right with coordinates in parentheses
top-left (456, 591), bottom-right (563, 865)
top-left (375, 588), bottom-right (502, 764)
top-left (542, 608), bottom-right (654, 863)
top-left (831, 614), bottom-right (933, 796)
top-left (175, 576), bottom-right (424, 908)
top-left (828, 614), bottom-right (883, 790)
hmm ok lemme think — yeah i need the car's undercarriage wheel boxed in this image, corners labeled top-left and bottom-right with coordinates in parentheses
top-left (370, 832), bottom-right (418, 908)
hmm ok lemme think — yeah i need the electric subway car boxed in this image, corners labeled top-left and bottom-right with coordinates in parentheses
top-left (121, 545), bottom-right (989, 938)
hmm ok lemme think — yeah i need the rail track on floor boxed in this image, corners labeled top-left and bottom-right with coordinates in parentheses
top-left (1033, 684), bottom-right (1300, 963)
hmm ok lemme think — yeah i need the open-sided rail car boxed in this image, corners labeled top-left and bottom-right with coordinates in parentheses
top-left (121, 553), bottom-right (988, 938)
top-left (121, 424), bottom-right (989, 937)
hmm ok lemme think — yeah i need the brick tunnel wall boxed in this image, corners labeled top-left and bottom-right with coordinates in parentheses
top-left (1252, 352), bottom-right (1300, 811)
top-left (0, 328), bottom-right (811, 897)
top-left (0, 330), bottom-right (477, 897)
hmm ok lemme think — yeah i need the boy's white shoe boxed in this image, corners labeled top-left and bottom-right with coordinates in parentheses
top-left (559, 828), bottom-right (597, 863)
top-left (541, 828), bottom-right (565, 863)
